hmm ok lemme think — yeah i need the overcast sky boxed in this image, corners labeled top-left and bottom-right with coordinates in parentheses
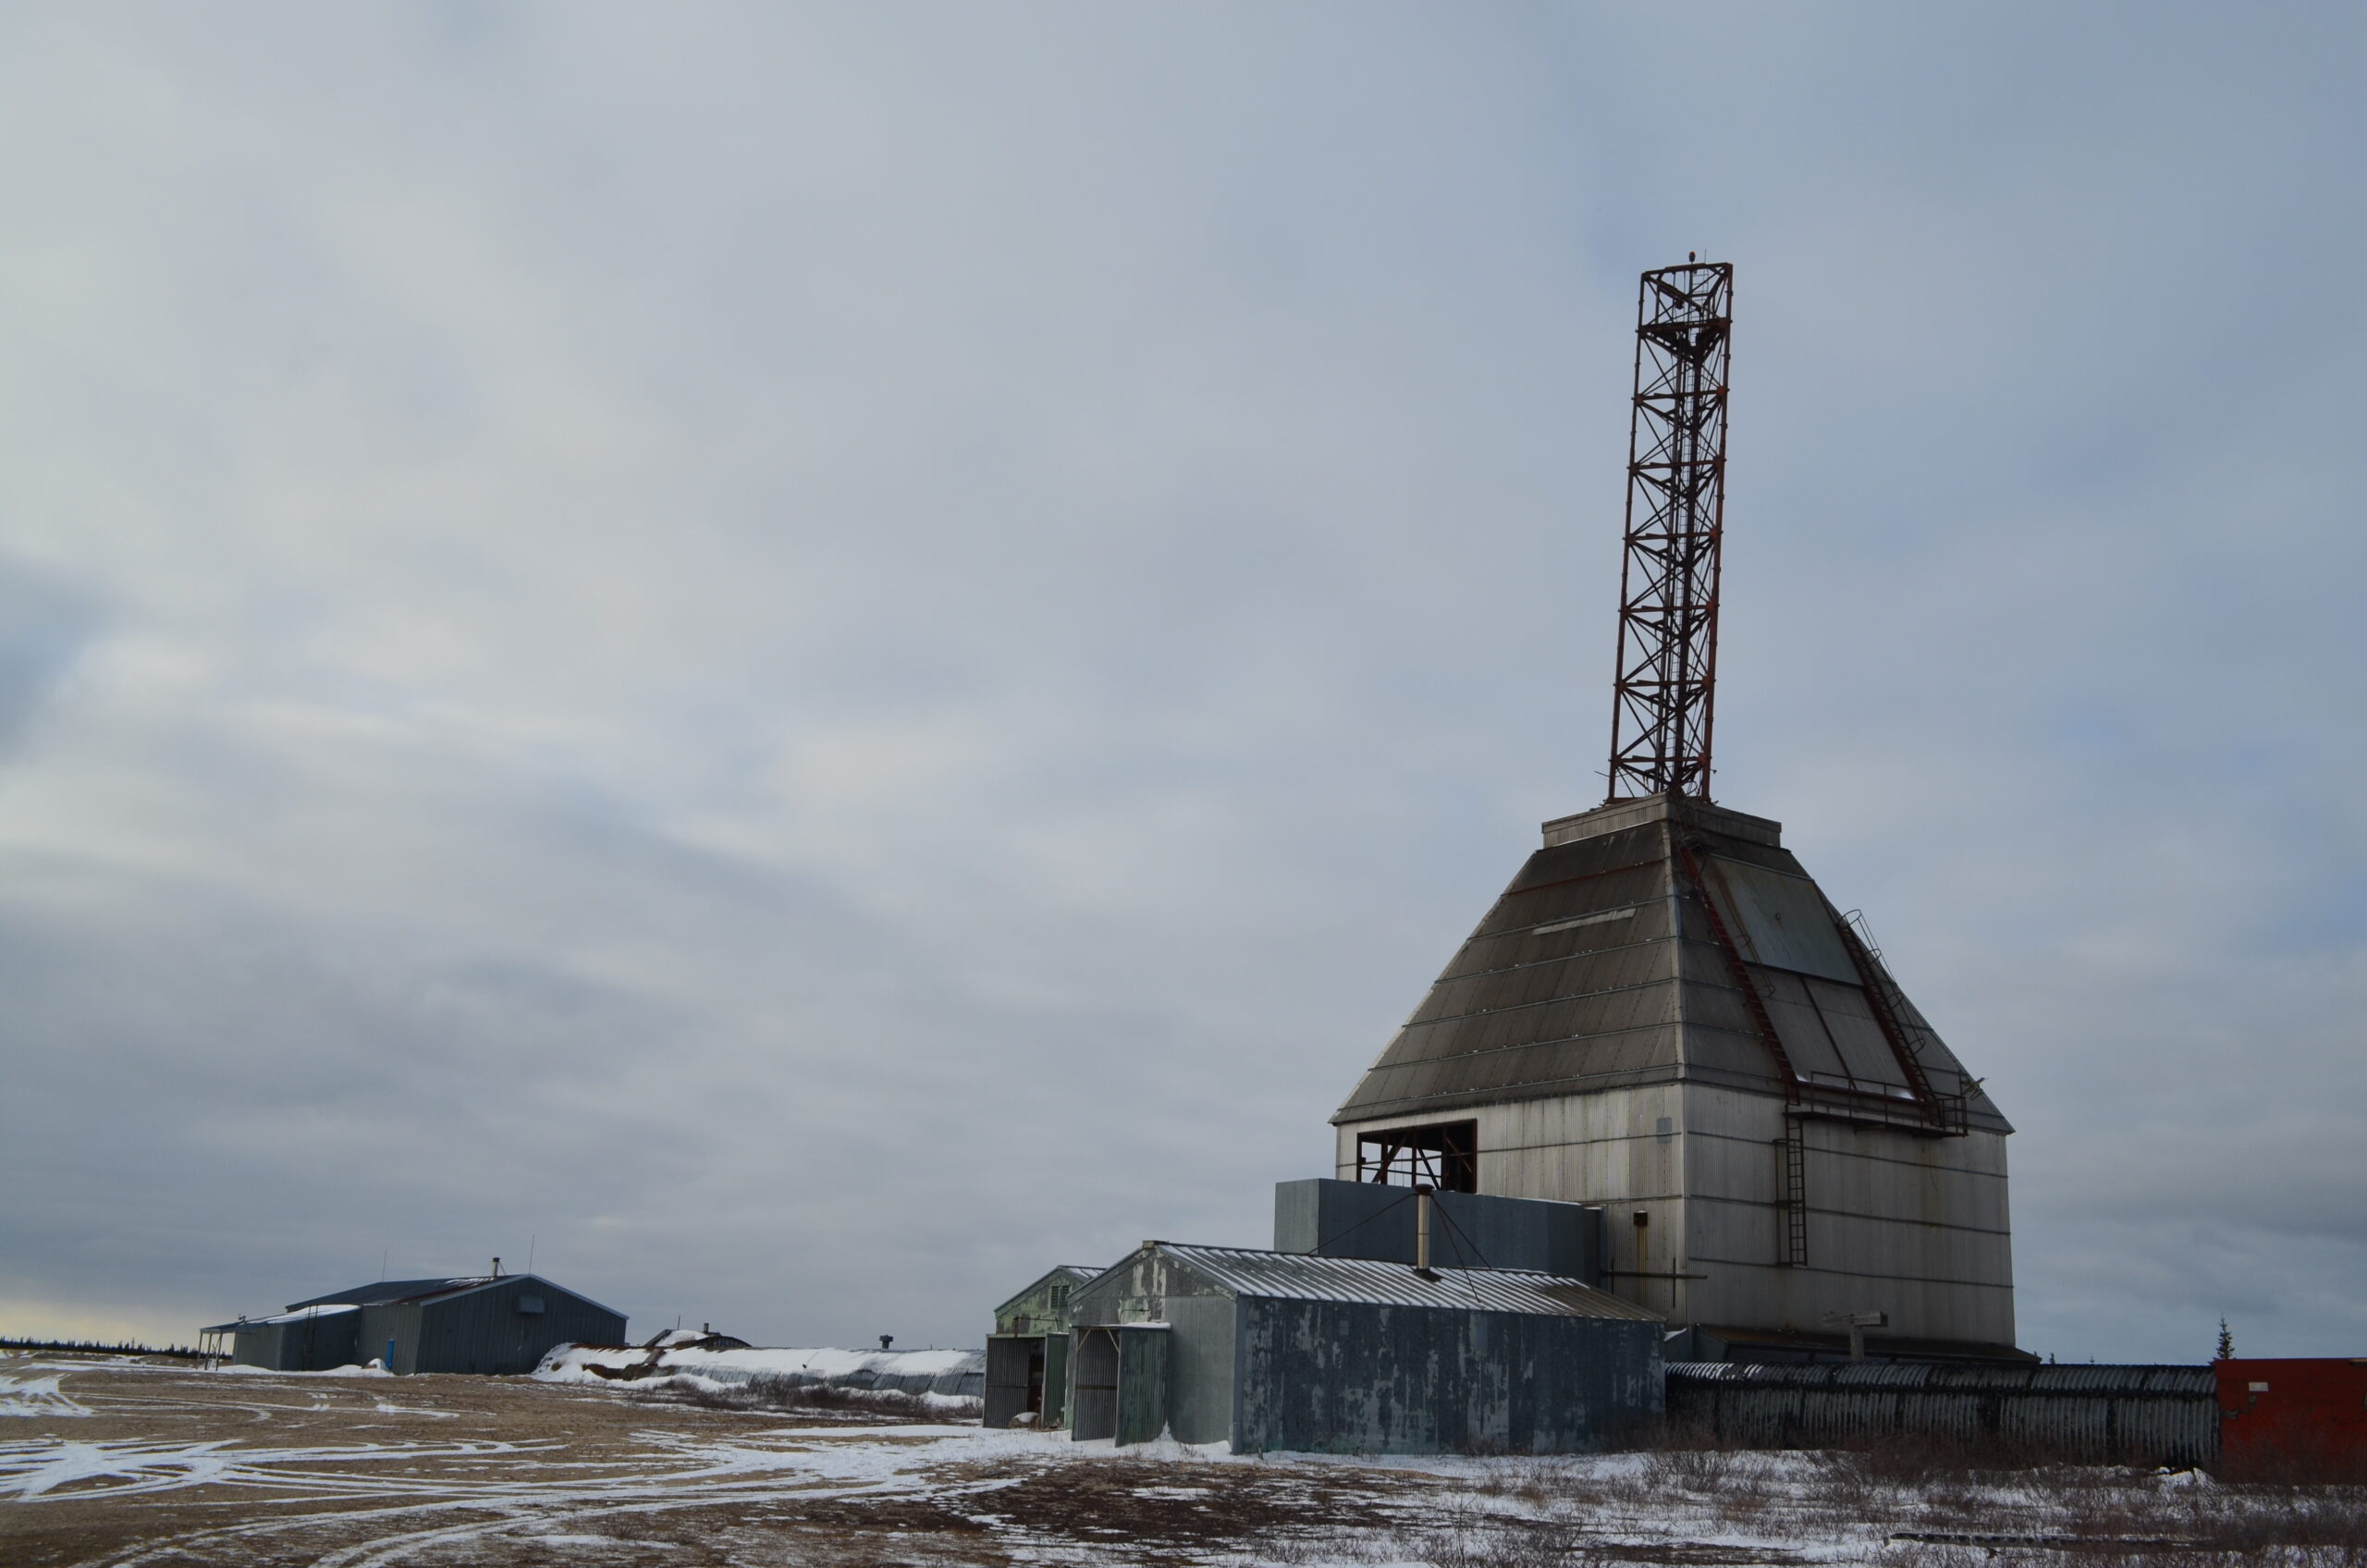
top-left (2, 3), bottom-right (2361, 1365)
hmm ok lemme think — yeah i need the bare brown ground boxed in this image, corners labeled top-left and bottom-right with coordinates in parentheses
top-left (0, 1354), bottom-right (1430, 1567)
top-left (11, 1354), bottom-right (2365, 1567)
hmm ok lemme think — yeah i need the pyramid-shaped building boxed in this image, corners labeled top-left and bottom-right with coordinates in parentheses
top-left (1331, 792), bottom-right (2017, 1359)
top-left (1331, 263), bottom-right (2019, 1362)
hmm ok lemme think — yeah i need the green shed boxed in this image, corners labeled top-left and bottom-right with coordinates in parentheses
top-left (984, 1264), bottom-right (1100, 1429)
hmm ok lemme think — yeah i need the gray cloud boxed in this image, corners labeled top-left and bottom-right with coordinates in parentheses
top-left (0, 2), bottom-right (2361, 1363)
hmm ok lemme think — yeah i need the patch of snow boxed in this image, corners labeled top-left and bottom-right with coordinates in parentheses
top-left (0, 1439), bottom-right (240, 1499)
top-left (249, 1304), bottom-right (361, 1325)
top-left (537, 1341), bottom-right (982, 1394)
top-left (0, 1375), bottom-right (90, 1418)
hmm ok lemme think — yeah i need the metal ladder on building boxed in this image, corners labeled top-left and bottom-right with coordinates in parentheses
top-left (1782, 1117), bottom-right (1809, 1268)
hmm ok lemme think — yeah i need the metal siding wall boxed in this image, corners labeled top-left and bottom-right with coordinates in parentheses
top-left (2219, 1359), bottom-right (2367, 1476)
top-left (357, 1306), bottom-right (402, 1373)
top-left (414, 1280), bottom-right (626, 1375)
top-left (1070, 1328), bottom-right (1119, 1440)
top-left (1114, 1327), bottom-right (1171, 1447)
top-left (231, 1326), bottom-right (285, 1368)
top-left (292, 1312), bottom-right (361, 1370)
top-left (1273, 1179), bottom-right (1602, 1280)
top-left (1043, 1333), bottom-right (1071, 1427)
top-left (1339, 1087), bottom-right (1681, 1317)
top-left (1161, 1296), bottom-right (1235, 1445)
top-left (530, 1287), bottom-right (628, 1374)
top-left (1668, 1084), bottom-right (2016, 1345)
top-left (1665, 1364), bottom-right (2216, 1466)
top-left (1233, 1299), bottom-right (1662, 1455)
top-left (397, 1304), bottom-right (425, 1375)
top-left (983, 1336), bottom-right (1035, 1429)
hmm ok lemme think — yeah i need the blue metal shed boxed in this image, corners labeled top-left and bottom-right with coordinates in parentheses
top-left (1067, 1242), bottom-right (1662, 1453)
top-left (206, 1270), bottom-right (626, 1375)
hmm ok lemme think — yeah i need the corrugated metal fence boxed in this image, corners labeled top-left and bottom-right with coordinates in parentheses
top-left (1665, 1362), bottom-right (2217, 1467)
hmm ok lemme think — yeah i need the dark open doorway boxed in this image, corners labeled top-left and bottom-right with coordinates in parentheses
top-left (1355, 1120), bottom-right (1478, 1192)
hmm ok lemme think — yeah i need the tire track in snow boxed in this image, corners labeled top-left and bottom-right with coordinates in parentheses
top-left (0, 1373), bottom-right (92, 1419)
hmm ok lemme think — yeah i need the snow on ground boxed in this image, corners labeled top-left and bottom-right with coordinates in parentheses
top-left (5, 1354), bottom-right (2362, 1567)
top-left (0, 1373), bottom-right (88, 1419)
top-left (540, 1341), bottom-right (973, 1382)
top-left (537, 1340), bottom-right (985, 1414)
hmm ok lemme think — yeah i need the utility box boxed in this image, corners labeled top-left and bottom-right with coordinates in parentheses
top-left (1273, 1178), bottom-right (1604, 1283)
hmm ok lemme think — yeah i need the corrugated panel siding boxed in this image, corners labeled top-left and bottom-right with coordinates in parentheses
top-left (412, 1278), bottom-right (627, 1376)
top-left (982, 1337), bottom-right (1036, 1429)
top-left (1665, 1363), bottom-right (2217, 1466)
top-left (1116, 1327), bottom-right (1171, 1447)
top-left (1334, 802), bottom-right (2012, 1132)
top-left (229, 1325), bottom-right (286, 1369)
top-left (1234, 1300), bottom-right (1662, 1454)
top-left (1336, 827), bottom-right (1690, 1122)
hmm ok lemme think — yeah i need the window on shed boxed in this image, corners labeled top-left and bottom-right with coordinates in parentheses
top-left (1355, 1121), bottom-right (1478, 1193)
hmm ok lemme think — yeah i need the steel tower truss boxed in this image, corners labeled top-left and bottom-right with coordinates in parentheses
top-left (1606, 261), bottom-right (1733, 800)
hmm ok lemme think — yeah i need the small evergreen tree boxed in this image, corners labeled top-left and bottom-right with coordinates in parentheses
top-left (2216, 1317), bottom-right (2234, 1361)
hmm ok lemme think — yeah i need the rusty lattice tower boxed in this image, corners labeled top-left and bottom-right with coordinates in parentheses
top-left (1606, 260), bottom-right (1732, 801)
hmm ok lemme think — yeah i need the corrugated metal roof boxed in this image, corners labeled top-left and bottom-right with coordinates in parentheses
top-left (1332, 794), bottom-right (2010, 1133)
top-left (288, 1277), bottom-right (478, 1309)
top-left (287, 1272), bottom-right (626, 1320)
top-left (1152, 1243), bottom-right (1662, 1320)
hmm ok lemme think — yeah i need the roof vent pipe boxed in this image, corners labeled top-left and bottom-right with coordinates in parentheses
top-left (1414, 1184), bottom-right (1440, 1280)
top-left (491, 1257), bottom-right (502, 1278)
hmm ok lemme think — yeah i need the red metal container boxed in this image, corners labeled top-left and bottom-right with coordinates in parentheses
top-left (2216, 1358), bottom-right (2367, 1480)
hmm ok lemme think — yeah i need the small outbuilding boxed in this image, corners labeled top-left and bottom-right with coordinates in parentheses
top-left (1067, 1242), bottom-right (1662, 1453)
top-left (203, 1269), bottom-right (626, 1375)
top-left (984, 1264), bottom-right (1100, 1429)
top-left (198, 1303), bottom-right (366, 1372)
